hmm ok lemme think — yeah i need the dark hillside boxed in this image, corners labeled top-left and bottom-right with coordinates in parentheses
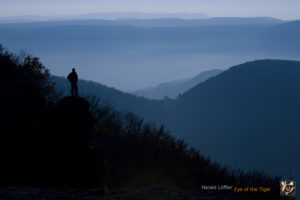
top-left (157, 60), bottom-right (300, 181)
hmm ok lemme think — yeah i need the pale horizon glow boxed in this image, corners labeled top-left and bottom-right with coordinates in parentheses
top-left (0, 0), bottom-right (300, 20)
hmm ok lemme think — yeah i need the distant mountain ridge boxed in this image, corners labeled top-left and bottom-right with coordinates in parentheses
top-left (0, 17), bottom-right (283, 28)
top-left (0, 12), bottom-right (209, 23)
top-left (118, 17), bottom-right (283, 27)
top-left (133, 69), bottom-right (223, 99)
top-left (0, 18), bottom-right (298, 90)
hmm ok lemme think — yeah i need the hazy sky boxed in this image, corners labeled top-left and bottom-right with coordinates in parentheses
top-left (1, 0), bottom-right (300, 19)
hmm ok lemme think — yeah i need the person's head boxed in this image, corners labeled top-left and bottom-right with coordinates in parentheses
top-left (72, 68), bottom-right (75, 72)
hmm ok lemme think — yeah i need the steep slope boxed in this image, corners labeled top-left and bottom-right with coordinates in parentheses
top-left (134, 69), bottom-right (223, 99)
top-left (155, 59), bottom-right (300, 181)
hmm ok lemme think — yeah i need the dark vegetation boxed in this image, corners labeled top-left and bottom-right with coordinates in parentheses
top-left (0, 45), bottom-right (286, 199)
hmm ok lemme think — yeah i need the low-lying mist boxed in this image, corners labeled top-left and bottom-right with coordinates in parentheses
top-left (0, 19), bottom-right (299, 91)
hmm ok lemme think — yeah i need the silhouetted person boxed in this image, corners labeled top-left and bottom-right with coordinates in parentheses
top-left (67, 68), bottom-right (78, 97)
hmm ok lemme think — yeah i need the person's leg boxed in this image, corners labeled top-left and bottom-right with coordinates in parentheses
top-left (75, 84), bottom-right (78, 96)
top-left (71, 84), bottom-right (74, 96)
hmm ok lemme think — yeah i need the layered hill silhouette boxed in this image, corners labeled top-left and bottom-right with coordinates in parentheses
top-left (133, 69), bottom-right (223, 99)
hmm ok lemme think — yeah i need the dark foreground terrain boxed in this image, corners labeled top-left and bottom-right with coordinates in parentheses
top-left (0, 186), bottom-right (263, 200)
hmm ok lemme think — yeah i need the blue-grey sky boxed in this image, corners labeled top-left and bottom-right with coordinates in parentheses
top-left (0, 0), bottom-right (300, 19)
